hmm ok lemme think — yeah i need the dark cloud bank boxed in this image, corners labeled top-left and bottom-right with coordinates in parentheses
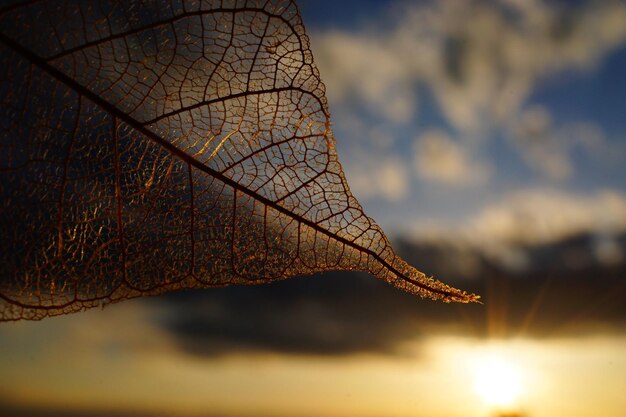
top-left (150, 232), bottom-right (626, 358)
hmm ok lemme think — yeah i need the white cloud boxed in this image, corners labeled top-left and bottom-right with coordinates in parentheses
top-left (314, 31), bottom-right (415, 124)
top-left (404, 188), bottom-right (626, 271)
top-left (314, 1), bottom-right (626, 134)
top-left (512, 105), bottom-right (573, 180)
top-left (412, 0), bottom-right (626, 133)
top-left (312, 0), bottom-right (626, 185)
top-left (510, 105), bottom-right (624, 180)
top-left (468, 188), bottom-right (626, 245)
top-left (414, 129), bottom-right (490, 185)
top-left (345, 152), bottom-right (410, 201)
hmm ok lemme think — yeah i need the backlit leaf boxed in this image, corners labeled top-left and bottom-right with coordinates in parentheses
top-left (0, 0), bottom-right (478, 321)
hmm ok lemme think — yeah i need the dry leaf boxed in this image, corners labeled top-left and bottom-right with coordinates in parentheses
top-left (0, 0), bottom-right (478, 321)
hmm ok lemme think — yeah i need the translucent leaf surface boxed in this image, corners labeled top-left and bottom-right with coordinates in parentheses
top-left (0, 0), bottom-right (478, 321)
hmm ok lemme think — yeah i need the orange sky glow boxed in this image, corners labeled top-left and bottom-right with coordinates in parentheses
top-left (1, 301), bottom-right (625, 417)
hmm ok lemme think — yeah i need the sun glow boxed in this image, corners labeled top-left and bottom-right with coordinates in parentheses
top-left (471, 350), bottom-right (524, 409)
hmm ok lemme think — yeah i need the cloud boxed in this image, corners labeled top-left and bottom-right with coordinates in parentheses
top-left (512, 106), bottom-right (573, 180)
top-left (311, 0), bottom-right (626, 188)
top-left (468, 188), bottom-right (626, 245)
top-left (413, 129), bottom-right (490, 185)
top-left (413, 0), bottom-right (626, 133)
top-left (155, 271), bottom-right (429, 357)
top-left (509, 105), bottom-right (623, 180)
top-left (152, 231), bottom-right (626, 358)
top-left (314, 31), bottom-right (415, 124)
top-left (3, 236), bottom-right (623, 363)
top-left (344, 152), bottom-right (410, 201)
top-left (313, 0), bottom-right (626, 134)
top-left (132, 184), bottom-right (626, 359)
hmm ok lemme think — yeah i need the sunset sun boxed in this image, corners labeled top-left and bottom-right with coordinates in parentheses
top-left (471, 351), bottom-right (524, 409)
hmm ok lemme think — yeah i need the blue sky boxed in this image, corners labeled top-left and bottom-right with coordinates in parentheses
top-left (298, 0), bottom-right (626, 245)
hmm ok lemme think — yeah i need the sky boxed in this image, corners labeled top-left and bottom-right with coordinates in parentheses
top-left (300, 0), bottom-right (626, 243)
top-left (1, 1), bottom-right (626, 417)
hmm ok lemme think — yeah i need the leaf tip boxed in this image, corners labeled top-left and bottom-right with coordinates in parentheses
top-left (377, 256), bottom-right (481, 304)
top-left (448, 290), bottom-right (482, 304)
